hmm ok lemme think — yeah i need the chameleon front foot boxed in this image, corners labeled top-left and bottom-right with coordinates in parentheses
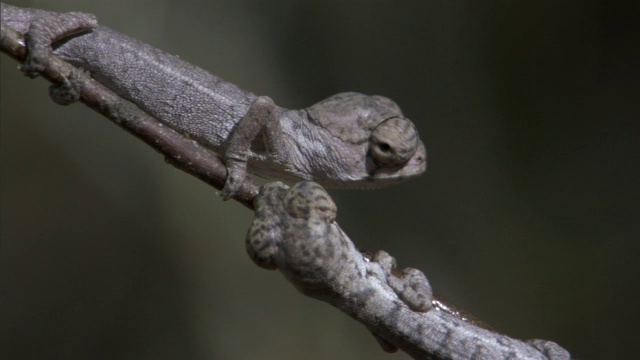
top-left (220, 96), bottom-right (281, 200)
top-left (218, 159), bottom-right (247, 200)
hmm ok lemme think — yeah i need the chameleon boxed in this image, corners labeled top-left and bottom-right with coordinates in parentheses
top-left (0, 3), bottom-right (426, 199)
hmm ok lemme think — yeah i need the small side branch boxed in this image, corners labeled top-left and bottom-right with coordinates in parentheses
top-left (0, 22), bottom-right (259, 209)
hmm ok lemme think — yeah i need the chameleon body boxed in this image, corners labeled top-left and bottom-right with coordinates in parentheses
top-left (1, 3), bottom-right (426, 198)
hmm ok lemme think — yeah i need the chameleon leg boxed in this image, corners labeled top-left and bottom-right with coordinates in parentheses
top-left (22, 11), bottom-right (97, 104)
top-left (221, 96), bottom-right (288, 200)
top-left (23, 11), bottom-right (97, 76)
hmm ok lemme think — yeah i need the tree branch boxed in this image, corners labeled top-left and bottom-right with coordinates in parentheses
top-left (1, 11), bottom-right (570, 359)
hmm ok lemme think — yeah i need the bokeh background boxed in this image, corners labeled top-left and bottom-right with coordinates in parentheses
top-left (1, 1), bottom-right (638, 359)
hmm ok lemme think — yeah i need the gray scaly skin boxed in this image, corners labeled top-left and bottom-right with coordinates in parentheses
top-left (1, 3), bottom-right (426, 199)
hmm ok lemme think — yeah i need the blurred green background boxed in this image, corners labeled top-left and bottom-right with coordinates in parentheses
top-left (1, 1), bottom-right (638, 359)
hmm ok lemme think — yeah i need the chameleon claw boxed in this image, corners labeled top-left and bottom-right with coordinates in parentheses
top-left (217, 185), bottom-right (236, 201)
top-left (218, 171), bottom-right (244, 201)
top-left (219, 148), bottom-right (250, 200)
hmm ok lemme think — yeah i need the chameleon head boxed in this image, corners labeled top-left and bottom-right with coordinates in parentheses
top-left (304, 92), bottom-right (427, 188)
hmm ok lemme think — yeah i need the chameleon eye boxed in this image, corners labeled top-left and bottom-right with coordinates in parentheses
top-left (369, 117), bottom-right (418, 168)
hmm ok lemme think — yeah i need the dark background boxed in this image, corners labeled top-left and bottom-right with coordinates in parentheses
top-left (1, 1), bottom-right (638, 359)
